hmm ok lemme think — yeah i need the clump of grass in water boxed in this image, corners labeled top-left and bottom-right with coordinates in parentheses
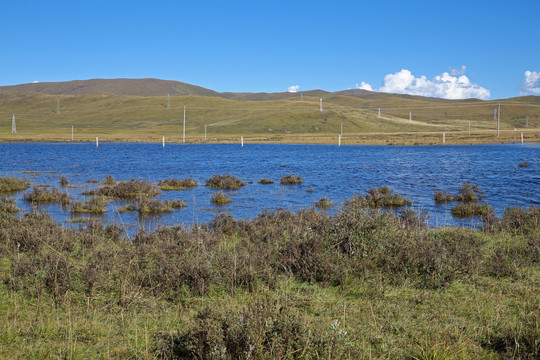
top-left (280, 175), bottom-right (303, 185)
top-left (258, 178), bottom-right (274, 184)
top-left (101, 175), bottom-right (116, 185)
top-left (24, 187), bottom-right (70, 205)
top-left (70, 196), bottom-right (107, 214)
top-left (519, 162), bottom-right (529, 167)
top-left (159, 178), bottom-right (198, 191)
top-left (434, 191), bottom-right (455, 203)
top-left (434, 182), bottom-right (484, 204)
top-left (85, 179), bottom-right (99, 184)
top-left (86, 179), bottom-right (160, 198)
top-left (137, 198), bottom-right (173, 214)
top-left (59, 175), bottom-right (69, 187)
top-left (315, 197), bottom-right (335, 209)
top-left (451, 203), bottom-right (494, 218)
top-left (363, 186), bottom-right (411, 207)
top-left (118, 204), bottom-right (137, 213)
top-left (211, 191), bottom-right (231, 205)
top-left (0, 177), bottom-right (30, 193)
top-left (0, 196), bottom-right (19, 213)
top-left (206, 174), bottom-right (245, 190)
top-left (165, 200), bottom-right (187, 209)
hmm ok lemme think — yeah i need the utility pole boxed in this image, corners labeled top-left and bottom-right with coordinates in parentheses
top-left (497, 103), bottom-right (500, 138)
top-left (494, 108), bottom-right (497, 121)
top-left (11, 114), bottom-right (16, 133)
top-left (71, 125), bottom-right (74, 141)
top-left (409, 112), bottom-right (412, 124)
top-left (204, 124), bottom-right (207, 140)
top-left (301, 93), bottom-right (303, 102)
top-left (167, 93), bottom-right (170, 109)
top-left (340, 123), bottom-right (343, 137)
top-left (56, 98), bottom-right (60, 114)
top-left (183, 105), bottom-right (186, 143)
top-left (320, 98), bottom-right (322, 112)
top-left (378, 108), bottom-right (381, 118)
top-left (526, 115), bottom-right (529, 127)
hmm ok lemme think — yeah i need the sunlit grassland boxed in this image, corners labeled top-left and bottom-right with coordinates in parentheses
top-left (1, 92), bottom-right (539, 144)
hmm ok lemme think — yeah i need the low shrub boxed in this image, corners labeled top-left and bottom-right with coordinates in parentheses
top-left (102, 175), bottom-right (116, 185)
top-left (456, 182), bottom-right (484, 202)
top-left (206, 174), bottom-right (245, 190)
top-left (434, 190), bottom-right (455, 203)
top-left (70, 196), bottom-right (107, 214)
top-left (166, 200), bottom-right (187, 209)
top-left (280, 175), bottom-right (303, 185)
top-left (211, 191), bottom-right (231, 205)
top-left (159, 178), bottom-right (198, 191)
top-left (89, 179), bottom-right (160, 198)
top-left (315, 197), bottom-right (335, 209)
top-left (137, 198), bottom-right (173, 214)
top-left (451, 203), bottom-right (493, 218)
top-left (59, 175), bottom-right (69, 187)
top-left (24, 187), bottom-right (70, 205)
top-left (363, 186), bottom-right (411, 207)
top-left (0, 196), bottom-right (19, 213)
top-left (0, 177), bottom-right (30, 193)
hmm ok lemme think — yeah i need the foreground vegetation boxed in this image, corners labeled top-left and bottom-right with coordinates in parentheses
top-left (0, 198), bottom-right (539, 359)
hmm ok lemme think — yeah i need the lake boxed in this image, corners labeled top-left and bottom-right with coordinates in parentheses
top-left (1, 142), bottom-right (538, 232)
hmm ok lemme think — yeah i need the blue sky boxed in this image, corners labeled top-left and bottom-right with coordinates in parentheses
top-left (1, 0), bottom-right (539, 99)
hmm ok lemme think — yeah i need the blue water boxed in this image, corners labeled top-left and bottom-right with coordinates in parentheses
top-left (1, 142), bottom-right (539, 232)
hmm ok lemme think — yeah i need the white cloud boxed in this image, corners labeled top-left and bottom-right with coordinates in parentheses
top-left (521, 70), bottom-right (540, 94)
top-left (355, 82), bottom-right (373, 91)
top-left (287, 85), bottom-right (299, 93)
top-left (358, 68), bottom-right (490, 100)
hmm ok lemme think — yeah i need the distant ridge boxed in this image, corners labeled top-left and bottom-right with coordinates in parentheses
top-left (0, 78), bottom-right (538, 103)
top-left (0, 78), bottom-right (220, 97)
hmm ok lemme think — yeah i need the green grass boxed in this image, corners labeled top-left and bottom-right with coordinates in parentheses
top-left (23, 187), bottom-right (70, 205)
top-left (280, 174), bottom-right (303, 185)
top-left (85, 179), bottom-right (160, 198)
top-left (206, 174), bottom-right (245, 190)
top-left (0, 203), bottom-right (538, 358)
top-left (0, 177), bottom-right (30, 193)
top-left (211, 191), bottom-right (231, 205)
top-left (362, 186), bottom-right (412, 207)
top-left (451, 203), bottom-right (494, 218)
top-left (70, 196), bottom-right (107, 214)
top-left (158, 178), bottom-right (198, 191)
top-left (1, 85), bottom-right (538, 144)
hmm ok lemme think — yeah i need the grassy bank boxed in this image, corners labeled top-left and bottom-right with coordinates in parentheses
top-left (1, 200), bottom-right (539, 359)
top-left (1, 91), bottom-right (539, 145)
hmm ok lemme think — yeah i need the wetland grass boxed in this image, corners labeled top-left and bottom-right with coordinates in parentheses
top-left (280, 174), bottom-right (303, 185)
top-left (314, 197), bottom-right (335, 209)
top-left (451, 203), bottom-right (494, 218)
top-left (23, 187), bottom-right (70, 205)
top-left (0, 196), bottom-right (19, 213)
top-left (211, 191), bottom-right (231, 205)
top-left (363, 186), bottom-right (412, 207)
top-left (86, 179), bottom-right (160, 198)
top-left (118, 204), bottom-right (137, 213)
top-left (59, 175), bottom-right (69, 187)
top-left (258, 178), bottom-right (274, 184)
top-left (101, 175), bottom-right (116, 185)
top-left (70, 196), bottom-right (108, 214)
top-left (519, 162), bottom-right (529, 167)
top-left (206, 174), bottom-right (245, 190)
top-left (0, 201), bottom-right (538, 358)
top-left (159, 178), bottom-right (198, 191)
top-left (137, 198), bottom-right (174, 214)
top-left (0, 177), bottom-right (30, 193)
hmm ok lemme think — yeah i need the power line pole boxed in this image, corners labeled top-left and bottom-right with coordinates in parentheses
top-left (11, 114), bottom-right (16, 133)
top-left (526, 115), bottom-right (529, 127)
top-left (409, 112), bottom-right (412, 124)
top-left (183, 105), bottom-right (186, 143)
top-left (204, 124), bottom-right (207, 140)
top-left (167, 93), bottom-right (170, 109)
top-left (497, 103), bottom-right (501, 136)
top-left (378, 108), bottom-right (381, 118)
top-left (320, 98), bottom-right (322, 112)
top-left (56, 98), bottom-right (60, 114)
top-left (494, 108), bottom-right (497, 121)
top-left (301, 93), bottom-right (303, 102)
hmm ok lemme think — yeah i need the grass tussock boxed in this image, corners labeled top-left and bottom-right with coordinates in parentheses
top-left (87, 179), bottom-right (160, 198)
top-left (451, 203), bottom-right (494, 218)
top-left (206, 174), bottom-right (245, 190)
top-left (0, 197), bottom-right (538, 358)
top-left (166, 200), bottom-right (187, 209)
top-left (362, 186), bottom-right (412, 207)
top-left (23, 187), bottom-right (70, 205)
top-left (0, 177), bottom-right (30, 193)
top-left (101, 175), bottom-right (116, 185)
top-left (118, 204), bottom-right (137, 213)
top-left (137, 198), bottom-right (173, 214)
top-left (70, 196), bottom-right (107, 214)
top-left (159, 178), bottom-right (198, 191)
top-left (434, 190), bottom-right (455, 203)
top-left (280, 174), bottom-right (303, 185)
top-left (436, 182), bottom-right (484, 204)
top-left (315, 197), bottom-right (335, 209)
top-left (59, 175), bottom-right (69, 187)
top-left (258, 178), bottom-right (274, 184)
top-left (519, 161), bottom-right (529, 167)
top-left (0, 196), bottom-right (19, 213)
top-left (211, 191), bottom-right (231, 205)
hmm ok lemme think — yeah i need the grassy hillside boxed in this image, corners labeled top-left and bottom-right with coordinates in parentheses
top-left (0, 79), bottom-right (539, 144)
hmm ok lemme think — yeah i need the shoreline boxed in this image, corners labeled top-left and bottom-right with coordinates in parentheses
top-left (1, 129), bottom-right (540, 145)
